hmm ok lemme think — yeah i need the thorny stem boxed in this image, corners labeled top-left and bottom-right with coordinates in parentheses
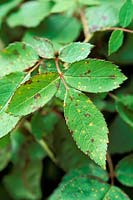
top-left (107, 153), bottom-right (115, 185)
top-left (79, 9), bottom-right (93, 42)
top-left (55, 57), bottom-right (69, 91)
top-left (104, 27), bottom-right (133, 33)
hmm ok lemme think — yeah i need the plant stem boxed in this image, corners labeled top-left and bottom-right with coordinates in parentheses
top-left (105, 27), bottom-right (133, 33)
top-left (55, 57), bottom-right (69, 91)
top-left (107, 153), bottom-right (115, 185)
top-left (79, 9), bottom-right (93, 42)
top-left (108, 93), bottom-right (118, 100)
top-left (37, 139), bottom-right (57, 164)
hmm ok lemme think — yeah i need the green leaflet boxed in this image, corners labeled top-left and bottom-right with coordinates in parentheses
top-left (7, 1), bottom-right (53, 28)
top-left (0, 42), bottom-right (38, 78)
top-left (108, 30), bottom-right (124, 55)
top-left (0, 72), bottom-right (27, 138)
top-left (49, 167), bottom-right (130, 200)
top-left (119, 0), bottom-right (133, 27)
top-left (23, 37), bottom-right (55, 59)
top-left (3, 161), bottom-right (42, 200)
top-left (115, 154), bottom-right (133, 187)
top-left (116, 95), bottom-right (133, 128)
top-left (59, 42), bottom-right (93, 63)
top-left (0, 112), bottom-right (19, 138)
top-left (64, 59), bottom-right (127, 93)
top-left (85, 2), bottom-right (120, 33)
top-left (64, 88), bottom-right (108, 168)
top-left (0, 72), bottom-right (25, 113)
top-left (49, 178), bottom-right (109, 200)
top-left (103, 186), bottom-right (130, 200)
top-left (7, 73), bottom-right (60, 116)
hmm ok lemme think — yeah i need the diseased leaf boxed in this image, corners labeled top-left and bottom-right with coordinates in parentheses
top-left (119, 0), bottom-right (133, 27)
top-left (108, 30), bottom-right (124, 55)
top-left (3, 161), bottom-right (42, 200)
top-left (103, 186), bottom-right (130, 200)
top-left (115, 154), bottom-right (133, 187)
top-left (7, 73), bottom-right (59, 116)
top-left (64, 88), bottom-right (108, 168)
top-left (85, 2), bottom-right (120, 33)
top-left (49, 177), bottom-right (110, 200)
top-left (116, 95), bottom-right (133, 128)
top-left (108, 117), bottom-right (133, 154)
top-left (64, 59), bottom-right (127, 93)
top-left (24, 37), bottom-right (55, 59)
top-left (0, 72), bottom-right (25, 113)
top-left (59, 42), bottom-right (93, 63)
top-left (0, 42), bottom-right (38, 78)
top-left (49, 167), bottom-right (129, 200)
top-left (0, 112), bottom-right (20, 138)
top-left (7, 1), bottom-right (53, 28)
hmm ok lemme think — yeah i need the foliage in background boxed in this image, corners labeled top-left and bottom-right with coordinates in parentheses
top-left (0, 0), bottom-right (133, 199)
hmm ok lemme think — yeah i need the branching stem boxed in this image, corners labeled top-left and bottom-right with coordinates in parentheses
top-left (55, 57), bottom-right (69, 91)
top-left (105, 27), bottom-right (133, 33)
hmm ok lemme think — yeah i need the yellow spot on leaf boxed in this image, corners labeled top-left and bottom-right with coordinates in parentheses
top-left (89, 122), bottom-right (93, 126)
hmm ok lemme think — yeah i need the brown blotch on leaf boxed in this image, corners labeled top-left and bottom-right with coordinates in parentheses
top-left (109, 75), bottom-right (116, 79)
top-left (25, 80), bottom-right (32, 85)
top-left (84, 70), bottom-right (91, 75)
top-left (13, 50), bottom-right (19, 56)
top-left (34, 93), bottom-right (41, 100)
top-left (69, 96), bottom-right (73, 101)
top-left (22, 43), bottom-right (26, 50)
top-left (70, 130), bottom-right (74, 134)
top-left (91, 138), bottom-right (94, 143)
top-left (84, 113), bottom-right (90, 117)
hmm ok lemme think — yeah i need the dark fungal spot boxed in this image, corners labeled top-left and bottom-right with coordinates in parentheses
top-left (84, 113), bottom-right (90, 117)
top-left (13, 50), bottom-right (19, 56)
top-left (109, 75), bottom-right (116, 79)
top-left (91, 138), bottom-right (94, 143)
top-left (70, 130), bottom-right (74, 134)
top-left (22, 43), bottom-right (26, 50)
top-left (69, 96), bottom-right (73, 101)
top-left (84, 70), bottom-right (91, 75)
top-left (75, 103), bottom-right (78, 107)
top-left (25, 80), bottom-right (32, 85)
top-left (34, 93), bottom-right (41, 100)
